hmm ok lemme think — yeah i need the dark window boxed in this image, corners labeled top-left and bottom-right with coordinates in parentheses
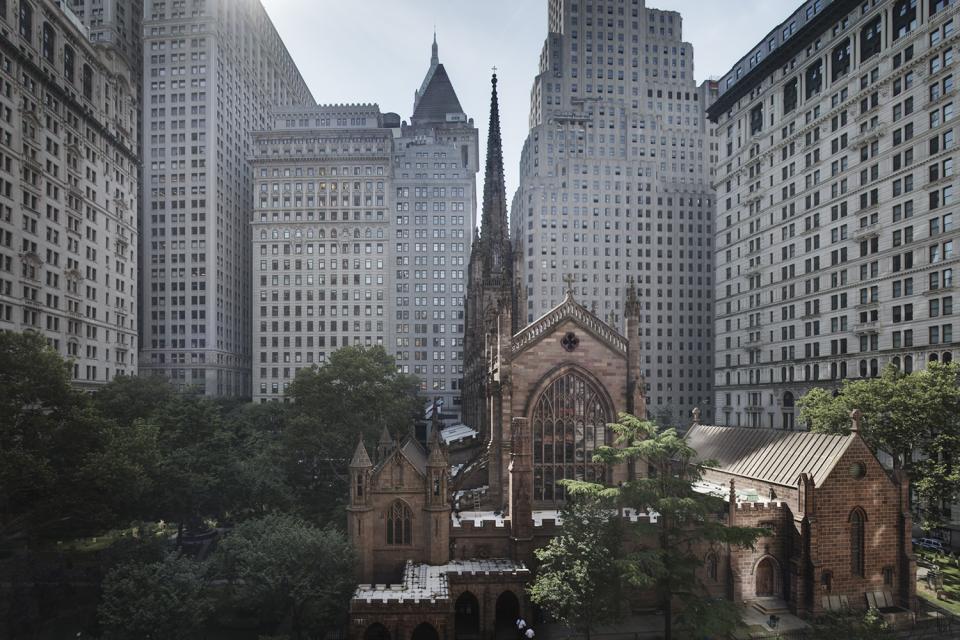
top-left (19, 1), bottom-right (31, 42)
top-left (893, 0), bottom-right (918, 41)
top-left (860, 15), bottom-right (882, 60)
top-left (64, 45), bottom-right (74, 83)
top-left (784, 78), bottom-right (798, 113)
top-left (831, 39), bottom-right (851, 81)
top-left (386, 500), bottom-right (412, 545)
top-left (41, 22), bottom-right (54, 63)
top-left (82, 64), bottom-right (93, 100)
top-left (806, 60), bottom-right (823, 98)
top-left (750, 104), bottom-right (763, 135)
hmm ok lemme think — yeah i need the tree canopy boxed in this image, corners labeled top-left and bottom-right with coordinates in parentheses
top-left (798, 361), bottom-right (960, 530)
top-left (528, 485), bottom-right (624, 640)
top-left (565, 413), bottom-right (767, 640)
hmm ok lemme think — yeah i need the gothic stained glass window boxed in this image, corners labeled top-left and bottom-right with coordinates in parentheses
top-left (386, 500), bottom-right (412, 545)
top-left (531, 371), bottom-right (611, 503)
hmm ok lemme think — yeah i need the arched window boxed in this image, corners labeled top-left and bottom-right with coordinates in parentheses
top-left (706, 552), bottom-right (719, 581)
top-left (386, 500), bottom-right (412, 545)
top-left (850, 508), bottom-right (866, 577)
top-left (531, 370), bottom-right (611, 503)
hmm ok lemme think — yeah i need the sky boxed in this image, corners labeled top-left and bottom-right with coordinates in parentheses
top-left (261, 0), bottom-right (798, 200)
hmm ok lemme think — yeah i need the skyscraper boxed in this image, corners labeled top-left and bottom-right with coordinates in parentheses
top-left (512, 0), bottom-right (716, 426)
top-left (393, 36), bottom-right (479, 419)
top-left (140, 0), bottom-right (312, 395)
top-left (250, 104), bottom-right (394, 403)
top-left (708, 0), bottom-right (959, 429)
top-left (0, 0), bottom-right (139, 386)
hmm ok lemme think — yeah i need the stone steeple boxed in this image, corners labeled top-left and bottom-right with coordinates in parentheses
top-left (480, 72), bottom-right (510, 279)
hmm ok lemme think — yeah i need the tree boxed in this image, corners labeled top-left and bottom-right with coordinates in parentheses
top-left (812, 609), bottom-right (894, 640)
top-left (0, 332), bottom-right (158, 541)
top-left (99, 554), bottom-right (211, 639)
top-left (528, 484), bottom-right (624, 640)
top-left (284, 346), bottom-right (420, 523)
top-left (93, 374), bottom-right (174, 427)
top-left (212, 514), bottom-right (357, 639)
top-left (798, 362), bottom-right (960, 530)
top-left (582, 413), bottom-right (768, 640)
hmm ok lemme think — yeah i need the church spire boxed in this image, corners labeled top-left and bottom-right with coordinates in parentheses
top-left (481, 71), bottom-right (509, 276)
top-left (431, 29), bottom-right (439, 66)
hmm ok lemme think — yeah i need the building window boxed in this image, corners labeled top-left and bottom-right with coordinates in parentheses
top-left (784, 77), bottom-right (798, 113)
top-left (850, 508), bottom-right (866, 577)
top-left (860, 15), bottom-right (882, 61)
top-left (41, 21), bottom-right (54, 62)
top-left (386, 500), bottom-right (412, 545)
top-left (531, 370), bottom-right (611, 503)
top-left (64, 45), bottom-right (74, 83)
top-left (806, 60), bottom-right (823, 98)
top-left (82, 64), bottom-right (93, 100)
top-left (19, 1), bottom-right (31, 42)
top-left (706, 552), bottom-right (719, 581)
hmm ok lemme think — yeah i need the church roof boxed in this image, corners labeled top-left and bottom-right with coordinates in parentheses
top-left (685, 424), bottom-right (855, 488)
top-left (373, 435), bottom-right (428, 477)
top-left (349, 437), bottom-right (373, 468)
top-left (511, 289), bottom-right (628, 356)
top-left (411, 64), bottom-right (464, 124)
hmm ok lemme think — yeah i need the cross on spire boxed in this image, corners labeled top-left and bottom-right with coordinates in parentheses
top-left (563, 273), bottom-right (575, 295)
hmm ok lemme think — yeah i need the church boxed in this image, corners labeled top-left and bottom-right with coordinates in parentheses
top-left (345, 74), bottom-right (916, 640)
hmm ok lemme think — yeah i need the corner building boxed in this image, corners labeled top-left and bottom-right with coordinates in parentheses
top-left (708, 0), bottom-right (959, 429)
top-left (0, 0), bottom-right (139, 386)
top-left (140, 0), bottom-right (312, 395)
top-left (512, 0), bottom-right (717, 428)
top-left (392, 38), bottom-right (479, 419)
top-left (250, 105), bottom-right (393, 403)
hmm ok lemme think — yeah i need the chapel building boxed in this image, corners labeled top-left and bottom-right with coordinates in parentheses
top-left (345, 74), bottom-right (916, 640)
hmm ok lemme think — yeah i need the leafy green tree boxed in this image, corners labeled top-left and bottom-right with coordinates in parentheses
top-left (0, 332), bottom-right (158, 541)
top-left (212, 514), bottom-right (356, 639)
top-left (581, 413), bottom-right (767, 640)
top-left (93, 374), bottom-right (175, 427)
top-left (284, 346), bottom-right (419, 522)
top-left (528, 485), bottom-right (624, 640)
top-left (798, 362), bottom-right (960, 529)
top-left (99, 554), bottom-right (211, 639)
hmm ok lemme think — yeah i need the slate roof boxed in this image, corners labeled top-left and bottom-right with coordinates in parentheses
top-left (411, 64), bottom-right (464, 124)
top-left (685, 424), bottom-right (855, 488)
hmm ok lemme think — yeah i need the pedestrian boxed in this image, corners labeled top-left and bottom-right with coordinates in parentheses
top-left (524, 627), bottom-right (535, 640)
top-left (516, 618), bottom-right (527, 634)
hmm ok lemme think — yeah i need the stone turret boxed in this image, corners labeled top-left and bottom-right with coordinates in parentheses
top-left (424, 428), bottom-right (450, 565)
top-left (347, 437), bottom-right (374, 581)
top-left (376, 425), bottom-right (395, 463)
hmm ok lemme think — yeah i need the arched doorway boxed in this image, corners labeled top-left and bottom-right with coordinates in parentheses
top-left (454, 591), bottom-right (480, 639)
top-left (365, 624), bottom-right (390, 640)
top-left (411, 622), bottom-right (439, 640)
top-left (494, 590), bottom-right (521, 633)
top-left (755, 557), bottom-right (778, 597)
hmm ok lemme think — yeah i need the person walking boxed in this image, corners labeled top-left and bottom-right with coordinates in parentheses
top-left (516, 617), bottom-right (527, 636)
top-left (524, 627), bottom-right (535, 640)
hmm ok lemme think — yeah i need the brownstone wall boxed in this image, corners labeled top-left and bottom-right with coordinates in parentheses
top-left (810, 436), bottom-right (910, 611)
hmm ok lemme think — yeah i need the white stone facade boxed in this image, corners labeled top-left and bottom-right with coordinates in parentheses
top-left (139, 0), bottom-right (312, 396)
top-left (250, 105), bottom-right (392, 403)
top-left (0, 0), bottom-right (139, 387)
top-left (512, 0), bottom-right (716, 427)
top-left (709, 0), bottom-right (959, 428)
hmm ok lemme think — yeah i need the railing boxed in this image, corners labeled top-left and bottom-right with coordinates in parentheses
top-left (511, 296), bottom-right (628, 356)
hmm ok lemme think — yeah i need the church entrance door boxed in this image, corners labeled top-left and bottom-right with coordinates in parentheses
top-left (755, 557), bottom-right (777, 597)
top-left (494, 590), bottom-right (520, 638)
top-left (411, 622), bottom-right (439, 640)
top-left (454, 591), bottom-right (480, 640)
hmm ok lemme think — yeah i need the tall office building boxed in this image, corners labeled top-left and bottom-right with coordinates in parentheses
top-left (68, 0), bottom-right (142, 73)
top-left (140, 0), bottom-right (312, 395)
top-left (512, 0), bottom-right (716, 426)
top-left (708, 0), bottom-right (958, 429)
top-left (0, 0), bottom-right (139, 386)
top-left (250, 104), bottom-right (394, 403)
top-left (393, 37), bottom-right (479, 418)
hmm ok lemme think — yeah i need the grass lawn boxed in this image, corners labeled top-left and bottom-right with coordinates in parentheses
top-left (914, 548), bottom-right (960, 617)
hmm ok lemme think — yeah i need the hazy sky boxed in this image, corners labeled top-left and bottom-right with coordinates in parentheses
top-left (261, 0), bottom-right (797, 199)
